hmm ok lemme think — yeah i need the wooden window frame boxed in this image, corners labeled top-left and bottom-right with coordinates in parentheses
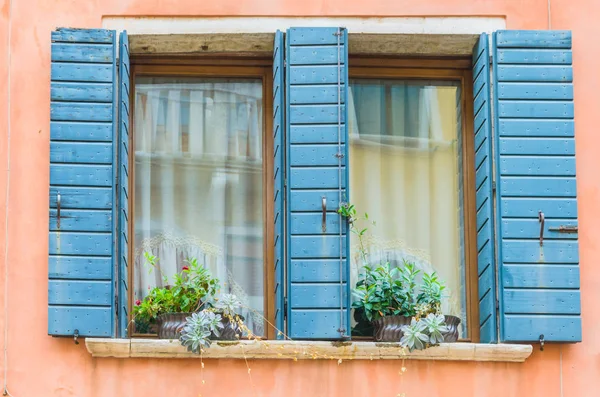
top-left (348, 57), bottom-right (479, 343)
top-left (127, 57), bottom-right (277, 339)
top-left (126, 55), bottom-right (478, 342)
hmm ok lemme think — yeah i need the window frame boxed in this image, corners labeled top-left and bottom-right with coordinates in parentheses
top-left (348, 57), bottom-right (479, 343)
top-left (126, 56), bottom-right (478, 342)
top-left (127, 58), bottom-right (277, 339)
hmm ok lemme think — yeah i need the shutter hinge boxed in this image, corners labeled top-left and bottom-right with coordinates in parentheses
top-left (284, 59), bottom-right (287, 68)
top-left (283, 297), bottom-right (288, 319)
top-left (492, 181), bottom-right (496, 192)
top-left (115, 294), bottom-right (119, 316)
top-left (489, 54), bottom-right (493, 65)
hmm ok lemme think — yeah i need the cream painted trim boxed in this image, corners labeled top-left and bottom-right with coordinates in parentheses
top-left (102, 16), bottom-right (506, 35)
top-left (86, 339), bottom-right (532, 363)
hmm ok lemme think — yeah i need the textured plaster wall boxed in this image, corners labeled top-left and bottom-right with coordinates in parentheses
top-left (0, 0), bottom-right (599, 396)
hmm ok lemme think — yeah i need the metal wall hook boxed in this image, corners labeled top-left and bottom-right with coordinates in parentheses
top-left (321, 197), bottom-right (327, 233)
top-left (56, 193), bottom-right (61, 229)
top-left (74, 329), bottom-right (79, 345)
top-left (539, 334), bottom-right (545, 351)
top-left (538, 211), bottom-right (545, 247)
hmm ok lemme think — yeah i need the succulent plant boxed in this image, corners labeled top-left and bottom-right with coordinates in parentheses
top-left (400, 318), bottom-right (429, 351)
top-left (214, 293), bottom-right (243, 318)
top-left (421, 313), bottom-right (448, 345)
top-left (179, 311), bottom-right (223, 354)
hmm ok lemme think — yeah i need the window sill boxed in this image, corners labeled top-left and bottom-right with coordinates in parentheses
top-left (85, 339), bottom-right (533, 363)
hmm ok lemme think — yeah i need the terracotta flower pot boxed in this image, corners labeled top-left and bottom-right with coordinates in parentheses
top-left (372, 315), bottom-right (412, 342)
top-left (442, 315), bottom-right (461, 342)
top-left (156, 313), bottom-right (192, 339)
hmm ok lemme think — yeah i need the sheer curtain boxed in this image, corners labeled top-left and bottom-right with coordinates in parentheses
top-left (133, 77), bottom-right (264, 335)
top-left (348, 80), bottom-right (467, 336)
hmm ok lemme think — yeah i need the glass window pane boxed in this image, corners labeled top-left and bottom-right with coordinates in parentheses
top-left (133, 77), bottom-right (264, 335)
top-left (348, 79), bottom-right (467, 337)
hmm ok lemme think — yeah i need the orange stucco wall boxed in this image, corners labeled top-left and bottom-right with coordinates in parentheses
top-left (1, 0), bottom-right (600, 396)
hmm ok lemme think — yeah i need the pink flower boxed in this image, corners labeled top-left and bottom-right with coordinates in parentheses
top-left (182, 266), bottom-right (190, 271)
top-left (135, 299), bottom-right (141, 306)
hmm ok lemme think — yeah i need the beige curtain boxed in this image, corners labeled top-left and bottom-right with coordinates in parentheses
top-left (348, 80), bottom-right (466, 334)
top-left (133, 78), bottom-right (264, 334)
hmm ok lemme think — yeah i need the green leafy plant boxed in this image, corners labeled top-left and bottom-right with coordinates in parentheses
top-left (132, 254), bottom-right (220, 325)
top-left (179, 311), bottom-right (224, 354)
top-left (352, 260), bottom-right (445, 322)
top-left (352, 262), bottom-right (408, 322)
top-left (338, 203), bottom-right (372, 266)
top-left (415, 272), bottom-right (445, 317)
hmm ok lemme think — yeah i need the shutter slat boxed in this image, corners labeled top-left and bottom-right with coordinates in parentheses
top-left (290, 213), bottom-right (342, 235)
top-left (48, 28), bottom-right (116, 337)
top-left (49, 209), bottom-right (112, 232)
top-left (499, 137), bottom-right (575, 155)
top-left (290, 310), bottom-right (344, 339)
top-left (286, 27), bottom-right (350, 339)
top-left (49, 256), bottom-right (112, 280)
top-left (289, 125), bottom-right (347, 144)
top-left (51, 82), bottom-right (113, 102)
top-left (494, 31), bottom-right (581, 344)
top-left (51, 43), bottom-right (114, 63)
top-left (290, 167), bottom-right (346, 189)
top-left (290, 284), bottom-right (348, 308)
top-left (472, 34), bottom-right (498, 343)
top-left (49, 186), bottom-right (112, 209)
top-left (50, 142), bottom-right (112, 164)
top-left (289, 190), bottom-right (345, 212)
top-left (51, 63), bottom-right (113, 83)
top-left (503, 265), bottom-right (580, 288)
top-left (289, 145), bottom-right (346, 166)
top-left (289, 66), bottom-right (347, 85)
top-left (51, 121), bottom-right (114, 142)
top-left (49, 280), bottom-right (112, 306)
top-left (290, 259), bottom-right (348, 282)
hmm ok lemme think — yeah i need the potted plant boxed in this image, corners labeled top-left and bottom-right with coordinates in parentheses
top-left (353, 261), bottom-right (460, 345)
top-left (209, 293), bottom-right (245, 340)
top-left (132, 254), bottom-right (220, 339)
top-left (352, 262), bottom-right (417, 341)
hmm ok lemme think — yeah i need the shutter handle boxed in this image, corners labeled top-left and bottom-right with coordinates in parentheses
top-left (322, 197), bottom-right (327, 233)
top-left (56, 193), bottom-right (61, 229)
top-left (538, 211), bottom-right (545, 247)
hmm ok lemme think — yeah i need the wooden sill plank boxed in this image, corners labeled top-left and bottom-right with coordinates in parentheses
top-left (85, 339), bottom-right (533, 363)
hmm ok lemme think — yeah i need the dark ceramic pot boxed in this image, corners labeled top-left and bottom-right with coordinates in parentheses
top-left (442, 315), bottom-right (461, 342)
top-left (157, 313), bottom-right (192, 339)
top-left (212, 314), bottom-right (244, 340)
top-left (372, 315), bottom-right (412, 342)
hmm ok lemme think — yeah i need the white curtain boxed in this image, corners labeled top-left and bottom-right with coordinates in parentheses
top-left (348, 80), bottom-right (466, 335)
top-left (133, 78), bottom-right (264, 335)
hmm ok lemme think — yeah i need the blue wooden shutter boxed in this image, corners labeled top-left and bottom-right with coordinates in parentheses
top-left (473, 34), bottom-right (498, 343)
top-left (273, 30), bottom-right (285, 338)
top-left (286, 27), bottom-right (350, 340)
top-left (117, 32), bottom-right (130, 337)
top-left (49, 28), bottom-right (117, 337)
top-left (492, 30), bottom-right (581, 342)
